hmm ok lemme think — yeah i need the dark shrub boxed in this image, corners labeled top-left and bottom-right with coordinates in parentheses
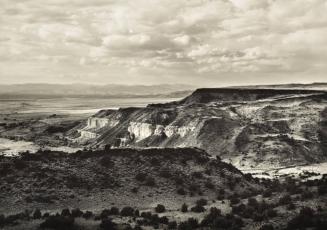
top-left (217, 194), bottom-right (225, 200)
top-left (230, 196), bottom-right (240, 205)
top-left (82, 211), bottom-right (93, 219)
top-left (253, 213), bottom-right (264, 222)
top-left (155, 204), bottom-right (166, 213)
top-left (100, 209), bottom-right (111, 219)
top-left (231, 203), bottom-right (246, 215)
top-left (65, 175), bottom-right (85, 189)
top-left (227, 179), bottom-right (237, 189)
top-left (174, 176), bottom-right (184, 185)
top-left (205, 181), bottom-right (215, 189)
top-left (286, 207), bottom-right (316, 230)
top-left (71, 208), bottom-right (83, 218)
top-left (187, 218), bottom-right (199, 229)
top-left (168, 221), bottom-right (177, 229)
top-left (145, 177), bottom-right (155, 186)
top-left (140, 212), bottom-right (152, 219)
top-left (13, 159), bottom-right (27, 170)
top-left (190, 204), bottom-right (205, 213)
top-left (120, 207), bottom-right (134, 217)
top-left (265, 209), bottom-right (278, 218)
top-left (46, 126), bottom-right (67, 133)
top-left (201, 207), bottom-right (222, 227)
top-left (104, 144), bottom-right (111, 152)
top-left (205, 168), bottom-right (212, 175)
top-left (100, 156), bottom-right (114, 167)
top-left (279, 194), bottom-right (291, 205)
top-left (301, 190), bottom-right (314, 200)
top-left (40, 216), bottom-right (74, 230)
top-left (123, 224), bottom-right (133, 230)
top-left (135, 173), bottom-right (147, 182)
top-left (178, 222), bottom-right (189, 230)
top-left (287, 202), bottom-right (296, 210)
top-left (134, 225), bottom-right (143, 230)
top-left (150, 158), bottom-right (160, 166)
top-left (178, 218), bottom-right (199, 230)
top-left (244, 173), bottom-right (253, 181)
top-left (131, 187), bottom-right (138, 193)
top-left (318, 184), bottom-right (327, 195)
top-left (189, 183), bottom-right (200, 192)
top-left (110, 207), bottom-right (119, 215)
top-left (203, 213), bottom-right (243, 229)
top-left (248, 198), bottom-right (258, 207)
top-left (159, 216), bottom-right (169, 224)
top-left (0, 214), bottom-right (5, 227)
top-left (134, 209), bottom-right (140, 217)
top-left (196, 198), bottom-right (207, 206)
top-left (260, 224), bottom-right (274, 230)
top-left (159, 169), bottom-right (172, 178)
top-left (299, 207), bottom-right (314, 217)
top-left (147, 213), bottom-right (160, 227)
top-left (192, 171), bottom-right (203, 179)
top-left (177, 188), bottom-right (186, 195)
top-left (100, 218), bottom-right (117, 230)
top-left (61, 209), bottom-right (71, 217)
top-left (263, 189), bottom-right (273, 197)
top-left (33, 209), bottom-right (42, 219)
top-left (181, 203), bottom-right (188, 212)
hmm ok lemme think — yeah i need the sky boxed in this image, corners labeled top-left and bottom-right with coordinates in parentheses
top-left (0, 0), bottom-right (326, 87)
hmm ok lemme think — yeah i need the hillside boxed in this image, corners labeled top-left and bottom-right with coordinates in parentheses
top-left (0, 148), bottom-right (258, 214)
top-left (70, 88), bottom-right (327, 170)
top-left (1, 149), bottom-right (327, 230)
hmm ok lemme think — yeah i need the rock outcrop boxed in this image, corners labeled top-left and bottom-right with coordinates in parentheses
top-left (70, 88), bottom-right (327, 169)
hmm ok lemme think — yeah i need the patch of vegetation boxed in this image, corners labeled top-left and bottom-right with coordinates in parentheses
top-left (40, 216), bottom-right (75, 230)
top-left (155, 204), bottom-right (166, 213)
top-left (286, 207), bottom-right (327, 230)
top-left (120, 207), bottom-right (135, 217)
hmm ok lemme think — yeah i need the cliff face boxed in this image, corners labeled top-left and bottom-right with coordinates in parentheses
top-left (70, 88), bottom-right (327, 169)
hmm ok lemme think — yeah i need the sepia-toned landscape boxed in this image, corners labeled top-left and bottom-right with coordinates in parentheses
top-left (1, 0), bottom-right (327, 229)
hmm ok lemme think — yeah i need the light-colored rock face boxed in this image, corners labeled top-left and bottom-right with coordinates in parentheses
top-left (75, 117), bottom-right (120, 143)
top-left (78, 130), bottom-right (98, 139)
top-left (128, 122), bottom-right (156, 141)
top-left (165, 125), bottom-right (196, 137)
top-left (127, 122), bottom-right (196, 140)
top-left (87, 117), bottom-right (119, 129)
top-left (154, 125), bottom-right (165, 135)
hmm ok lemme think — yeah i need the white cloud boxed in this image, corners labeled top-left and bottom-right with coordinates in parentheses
top-left (173, 35), bottom-right (191, 46)
top-left (0, 0), bottom-right (326, 85)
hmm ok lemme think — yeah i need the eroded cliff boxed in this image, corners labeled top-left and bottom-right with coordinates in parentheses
top-left (70, 88), bottom-right (327, 169)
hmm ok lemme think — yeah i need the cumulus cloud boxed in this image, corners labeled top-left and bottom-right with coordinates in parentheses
top-left (0, 0), bottom-right (326, 85)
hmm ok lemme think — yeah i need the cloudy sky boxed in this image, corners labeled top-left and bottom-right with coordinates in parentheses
top-left (0, 0), bottom-right (326, 86)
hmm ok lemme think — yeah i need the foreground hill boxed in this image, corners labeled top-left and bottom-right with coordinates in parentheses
top-left (0, 148), bottom-right (258, 214)
top-left (1, 149), bottom-right (327, 230)
top-left (71, 88), bottom-right (327, 169)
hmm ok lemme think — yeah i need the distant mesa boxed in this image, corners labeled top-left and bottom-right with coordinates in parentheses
top-left (68, 84), bottom-right (327, 170)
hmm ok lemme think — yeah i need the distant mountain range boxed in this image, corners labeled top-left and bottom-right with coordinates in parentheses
top-left (0, 84), bottom-right (195, 97)
top-left (233, 82), bottom-right (327, 90)
top-left (0, 82), bottom-right (326, 98)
